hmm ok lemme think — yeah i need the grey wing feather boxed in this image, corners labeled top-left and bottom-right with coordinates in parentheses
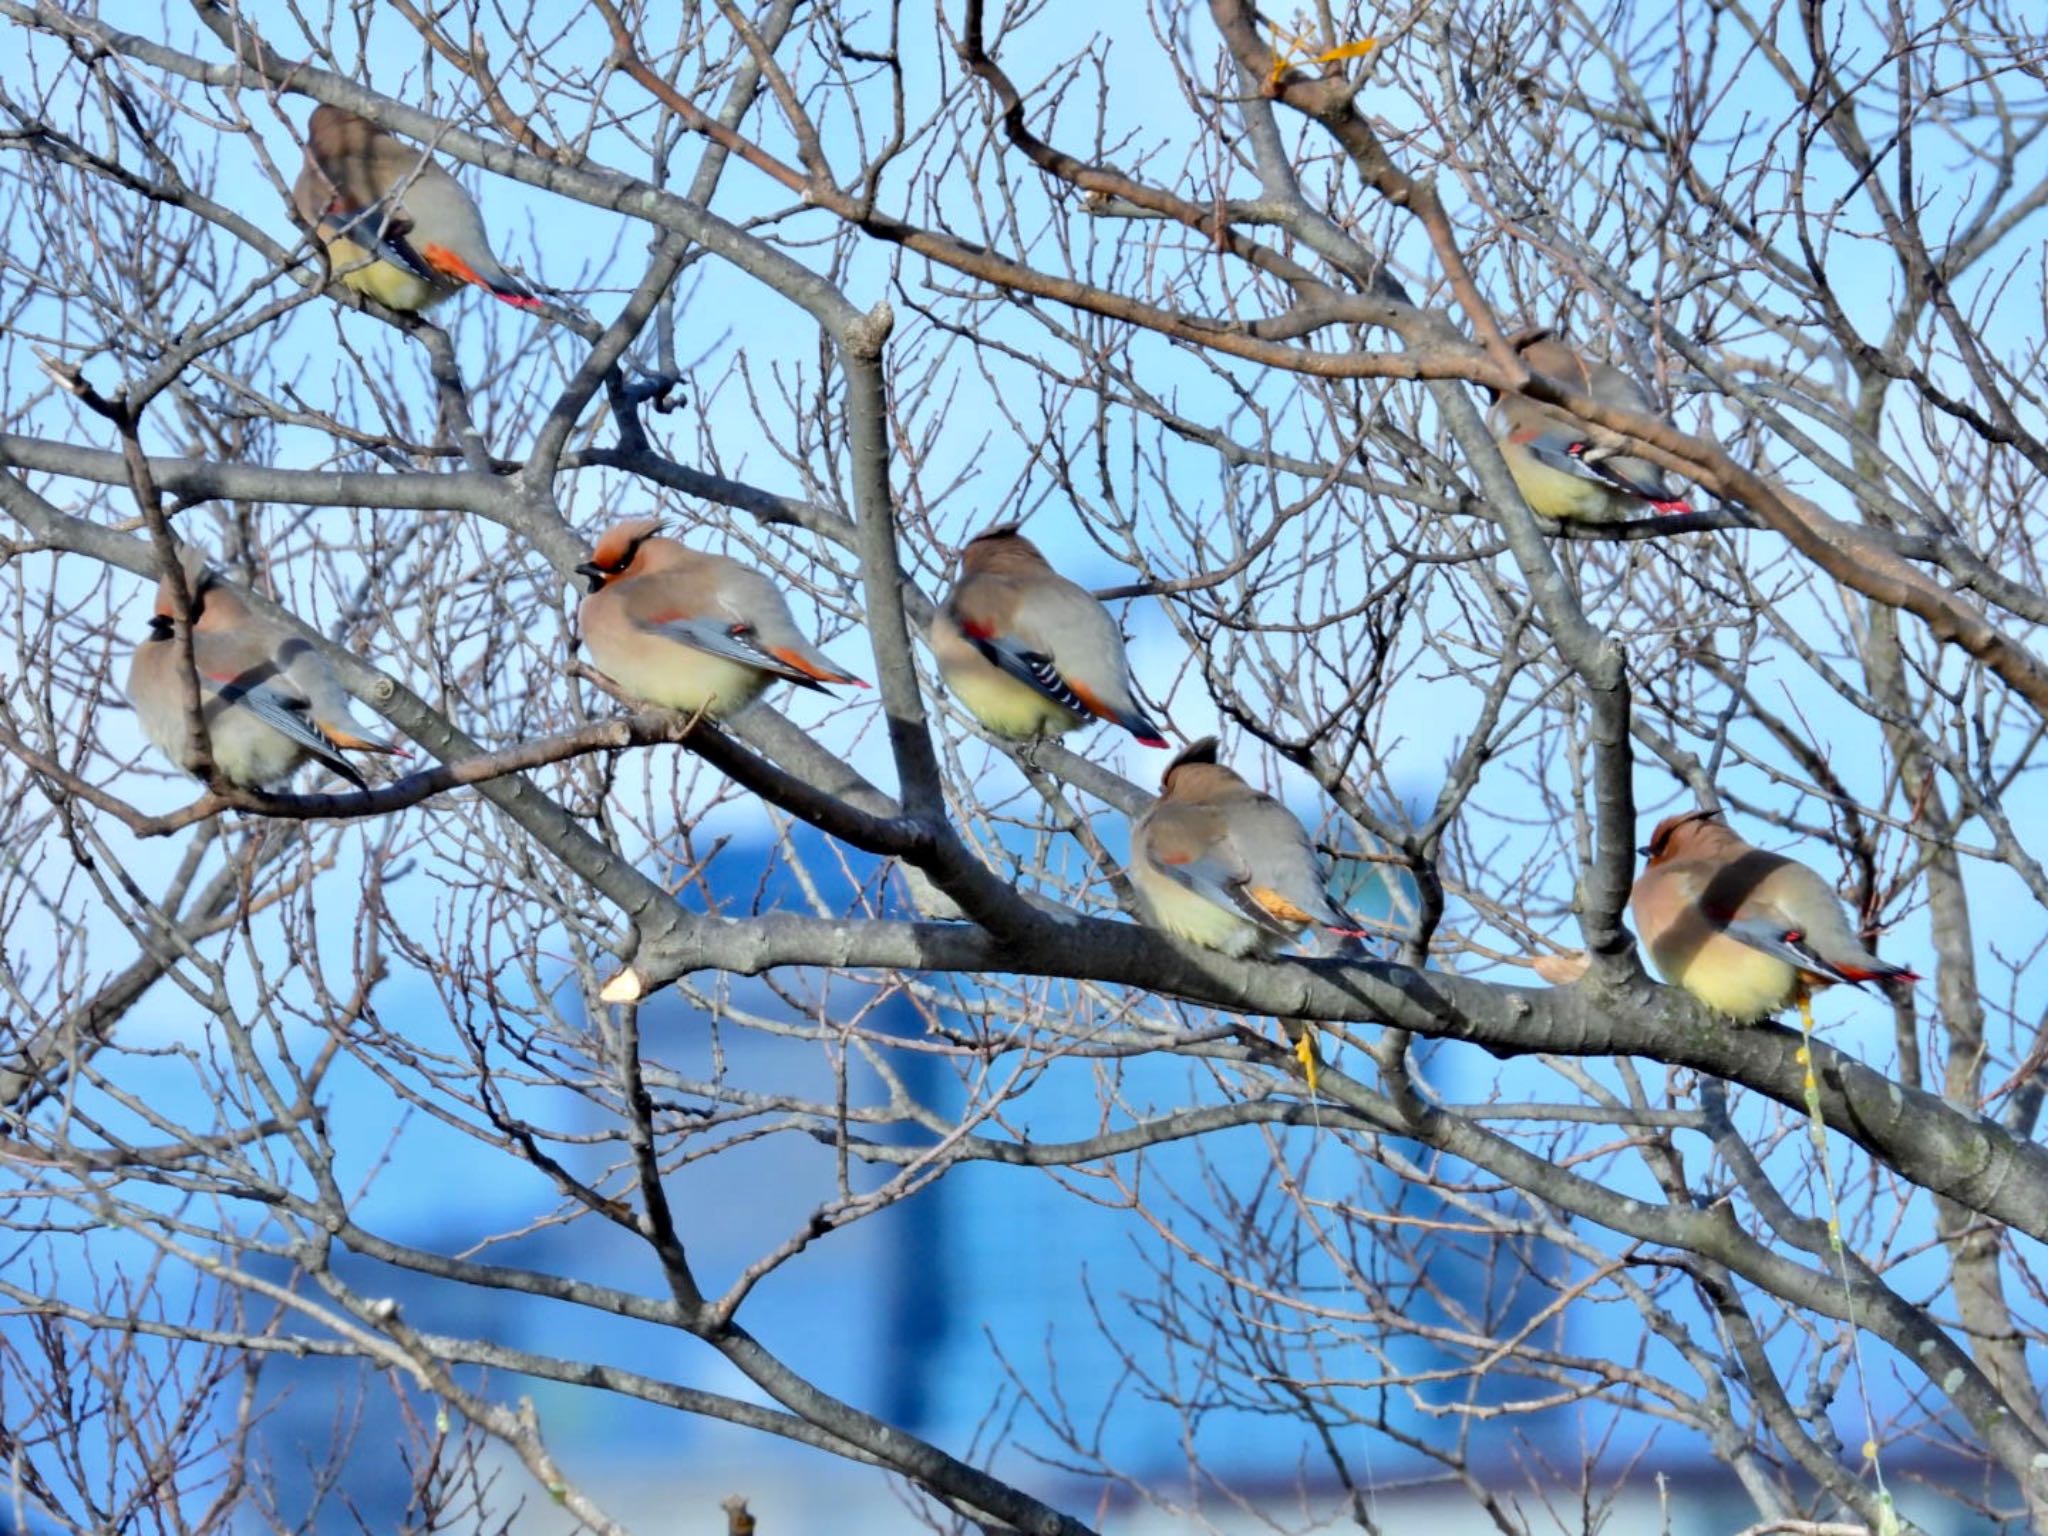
top-left (1520, 425), bottom-right (1672, 501)
top-left (1141, 806), bottom-right (1299, 939)
top-left (1234, 799), bottom-right (1363, 934)
top-left (965, 630), bottom-right (1089, 715)
top-left (1719, 917), bottom-right (1857, 983)
top-left (215, 676), bottom-right (367, 788)
top-left (639, 615), bottom-right (826, 689)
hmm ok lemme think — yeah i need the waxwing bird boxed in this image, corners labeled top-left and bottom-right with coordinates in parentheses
top-left (126, 547), bottom-right (404, 790)
top-left (1130, 738), bottom-right (1364, 959)
top-left (1488, 332), bottom-right (1693, 523)
top-left (1630, 808), bottom-right (1916, 1022)
top-left (929, 523), bottom-right (1168, 747)
top-left (292, 104), bottom-right (541, 313)
top-left (577, 517), bottom-right (867, 718)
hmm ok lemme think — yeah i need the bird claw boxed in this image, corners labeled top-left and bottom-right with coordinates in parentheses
top-left (1262, 25), bottom-right (1377, 90)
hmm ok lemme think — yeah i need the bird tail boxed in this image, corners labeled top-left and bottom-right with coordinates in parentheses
top-left (1068, 679), bottom-right (1170, 747)
top-left (1112, 705), bottom-right (1171, 749)
top-left (419, 241), bottom-right (544, 311)
top-left (764, 643), bottom-right (869, 691)
top-left (318, 751), bottom-right (371, 791)
top-left (1251, 886), bottom-right (1370, 952)
top-left (1322, 927), bottom-right (1367, 959)
top-left (1321, 907), bottom-right (1372, 948)
top-left (1832, 958), bottom-right (1918, 987)
top-left (322, 724), bottom-right (409, 757)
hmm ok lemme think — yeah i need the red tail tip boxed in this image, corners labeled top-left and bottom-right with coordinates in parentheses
top-left (1837, 963), bottom-right (1918, 985)
top-left (847, 676), bottom-right (872, 689)
top-left (1651, 498), bottom-right (1694, 515)
top-left (498, 291), bottom-right (546, 312)
top-left (1135, 733), bottom-right (1170, 748)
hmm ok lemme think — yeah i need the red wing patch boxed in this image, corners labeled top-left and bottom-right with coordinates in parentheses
top-left (420, 241), bottom-right (488, 289)
top-left (420, 242), bottom-right (543, 311)
top-left (1066, 678), bottom-right (1117, 724)
top-left (1836, 963), bottom-right (1920, 984)
top-left (766, 644), bottom-right (863, 687)
top-left (1247, 886), bottom-right (1316, 924)
top-left (323, 726), bottom-right (406, 756)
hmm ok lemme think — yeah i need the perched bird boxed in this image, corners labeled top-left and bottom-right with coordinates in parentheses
top-left (929, 523), bottom-right (1168, 748)
top-left (1132, 738), bottom-right (1363, 1089)
top-left (127, 547), bottom-right (403, 790)
top-left (1630, 808), bottom-right (1916, 1021)
top-left (577, 517), bottom-right (866, 718)
top-left (1489, 331), bottom-right (1693, 522)
top-left (1131, 738), bottom-right (1363, 958)
top-left (292, 104), bottom-right (541, 313)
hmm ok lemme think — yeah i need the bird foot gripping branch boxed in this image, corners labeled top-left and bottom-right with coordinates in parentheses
top-left (1259, 22), bottom-right (1376, 92)
top-left (1293, 1022), bottom-right (1322, 1097)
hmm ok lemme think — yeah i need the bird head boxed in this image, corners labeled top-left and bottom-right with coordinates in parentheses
top-left (958, 523), bottom-right (1050, 575)
top-left (1639, 807), bottom-right (1724, 864)
top-left (576, 516), bottom-right (666, 593)
top-left (1159, 735), bottom-right (1222, 794)
top-left (146, 544), bottom-right (217, 638)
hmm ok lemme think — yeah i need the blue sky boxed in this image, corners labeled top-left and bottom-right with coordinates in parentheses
top-left (1, 1), bottom-right (2041, 1530)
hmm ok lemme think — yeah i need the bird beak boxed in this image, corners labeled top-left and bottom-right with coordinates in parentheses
top-left (1636, 844), bottom-right (1653, 856)
top-left (145, 615), bottom-right (174, 640)
top-left (573, 561), bottom-right (603, 593)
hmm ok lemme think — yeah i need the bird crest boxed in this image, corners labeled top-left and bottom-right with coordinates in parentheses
top-left (583, 517), bottom-right (667, 581)
top-left (1160, 735), bottom-right (1222, 791)
top-left (1640, 807), bottom-right (1723, 863)
top-left (958, 523), bottom-right (1050, 573)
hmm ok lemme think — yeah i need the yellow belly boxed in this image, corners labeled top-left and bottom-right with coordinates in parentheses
top-left (1651, 928), bottom-right (1800, 1021)
top-left (148, 704), bottom-right (308, 789)
top-left (931, 616), bottom-right (1082, 739)
top-left (1503, 441), bottom-right (1621, 523)
top-left (946, 660), bottom-right (1082, 739)
top-left (587, 633), bottom-right (769, 718)
top-left (1130, 859), bottom-right (1275, 958)
top-left (325, 234), bottom-right (446, 312)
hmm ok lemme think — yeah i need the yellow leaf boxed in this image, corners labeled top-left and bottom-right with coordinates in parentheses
top-left (1313, 38), bottom-right (1378, 63)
